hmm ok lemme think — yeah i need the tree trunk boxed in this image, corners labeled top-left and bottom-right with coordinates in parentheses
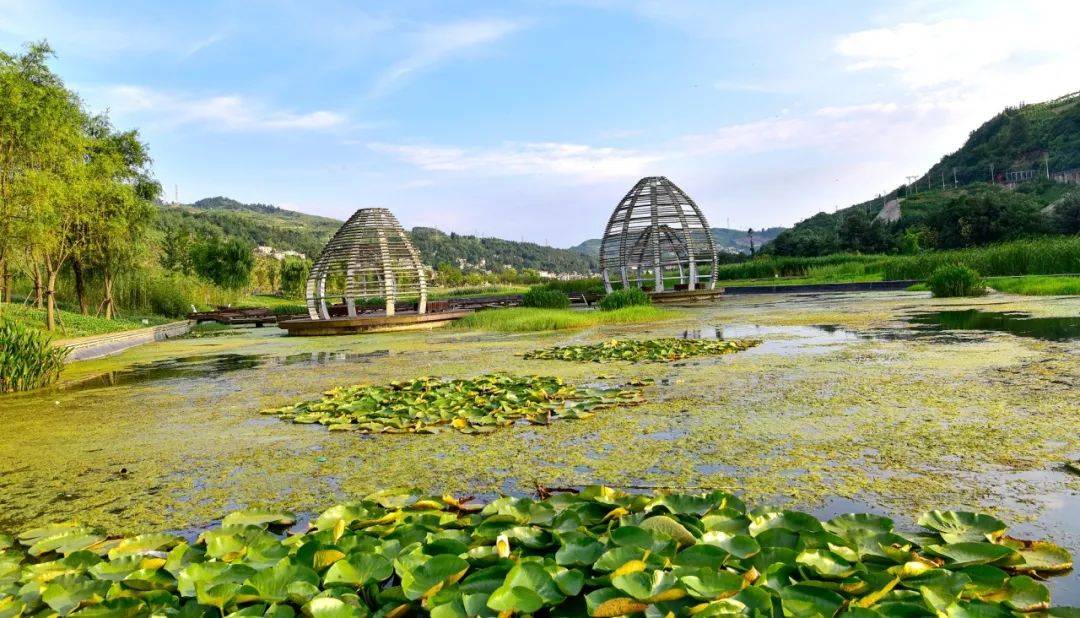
top-left (103, 273), bottom-right (114, 320)
top-left (46, 270), bottom-right (58, 331)
top-left (73, 258), bottom-right (88, 314)
top-left (0, 258), bottom-right (7, 303)
top-left (33, 265), bottom-right (43, 308)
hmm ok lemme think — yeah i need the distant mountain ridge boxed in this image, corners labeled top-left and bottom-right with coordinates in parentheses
top-left (568, 226), bottom-right (785, 257)
top-left (158, 198), bottom-right (597, 274)
top-left (768, 91), bottom-right (1080, 255)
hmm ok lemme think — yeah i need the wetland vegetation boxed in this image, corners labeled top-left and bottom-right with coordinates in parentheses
top-left (0, 486), bottom-right (1072, 617)
top-left (262, 374), bottom-right (644, 434)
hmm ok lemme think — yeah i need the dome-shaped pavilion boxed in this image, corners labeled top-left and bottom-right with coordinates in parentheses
top-left (599, 176), bottom-right (718, 293)
top-left (305, 208), bottom-right (427, 319)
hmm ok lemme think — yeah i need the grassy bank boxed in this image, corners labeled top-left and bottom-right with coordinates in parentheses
top-left (986, 275), bottom-right (1080, 295)
top-left (720, 236), bottom-right (1080, 284)
top-left (0, 303), bottom-right (172, 338)
top-left (454, 306), bottom-right (677, 332)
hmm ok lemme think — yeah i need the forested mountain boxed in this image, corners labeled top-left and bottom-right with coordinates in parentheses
top-left (766, 91), bottom-right (1080, 256)
top-left (156, 199), bottom-right (597, 274)
top-left (569, 226), bottom-right (785, 257)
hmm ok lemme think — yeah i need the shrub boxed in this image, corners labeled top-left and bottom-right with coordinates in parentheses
top-left (538, 278), bottom-right (606, 295)
top-left (928, 264), bottom-right (986, 297)
top-left (0, 319), bottom-right (69, 393)
top-left (599, 287), bottom-right (651, 310)
top-left (521, 288), bottom-right (570, 309)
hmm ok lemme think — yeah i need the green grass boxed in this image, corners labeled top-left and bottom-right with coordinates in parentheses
top-left (0, 303), bottom-right (172, 339)
top-left (985, 275), bottom-right (1080, 295)
top-left (429, 284), bottom-right (529, 299)
top-left (719, 237), bottom-right (1080, 284)
top-left (238, 294), bottom-right (308, 308)
top-left (715, 272), bottom-right (884, 288)
top-left (453, 306), bottom-right (677, 332)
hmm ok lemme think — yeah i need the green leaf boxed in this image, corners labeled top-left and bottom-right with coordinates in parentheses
top-left (924, 543), bottom-right (1019, 567)
top-left (916, 512), bottom-right (1006, 544)
top-left (1000, 575), bottom-right (1049, 612)
top-left (779, 583), bottom-right (845, 617)
top-left (701, 531), bottom-right (760, 559)
top-left (486, 586), bottom-right (543, 614)
top-left (41, 574), bottom-right (110, 616)
top-left (303, 597), bottom-right (364, 618)
top-left (796, 549), bottom-right (858, 579)
top-left (398, 554), bottom-right (469, 601)
top-left (221, 510), bottom-right (297, 528)
top-left (680, 569), bottom-right (745, 601)
top-left (323, 554), bottom-right (392, 587)
top-left (237, 560), bottom-right (320, 605)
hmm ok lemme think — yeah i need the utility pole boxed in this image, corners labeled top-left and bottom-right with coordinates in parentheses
top-left (905, 175), bottom-right (918, 196)
top-left (953, 167), bottom-right (958, 187)
top-left (1045, 153), bottom-right (1050, 180)
top-left (174, 184), bottom-right (179, 205)
top-left (941, 169), bottom-right (945, 189)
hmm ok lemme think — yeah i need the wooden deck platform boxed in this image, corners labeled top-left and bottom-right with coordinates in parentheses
top-left (277, 310), bottom-right (472, 336)
top-left (647, 288), bottom-right (725, 304)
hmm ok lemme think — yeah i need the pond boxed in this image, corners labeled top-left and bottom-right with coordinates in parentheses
top-left (0, 291), bottom-right (1077, 602)
top-left (908, 309), bottom-right (1080, 340)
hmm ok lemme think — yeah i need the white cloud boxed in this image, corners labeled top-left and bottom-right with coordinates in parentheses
top-left (371, 18), bottom-right (524, 96)
top-left (97, 85), bottom-right (346, 132)
top-left (836, 2), bottom-right (1080, 91)
top-left (369, 141), bottom-right (658, 181)
top-left (182, 32), bottom-right (226, 60)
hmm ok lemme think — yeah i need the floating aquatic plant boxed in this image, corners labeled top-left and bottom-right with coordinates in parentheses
top-left (262, 373), bottom-right (644, 434)
top-left (0, 486), bottom-right (1073, 617)
top-left (524, 338), bottom-right (762, 363)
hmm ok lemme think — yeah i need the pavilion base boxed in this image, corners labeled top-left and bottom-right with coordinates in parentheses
top-left (647, 288), bottom-right (725, 304)
top-left (277, 310), bottom-right (472, 336)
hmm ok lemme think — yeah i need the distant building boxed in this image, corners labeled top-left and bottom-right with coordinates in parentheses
top-left (255, 245), bottom-right (306, 261)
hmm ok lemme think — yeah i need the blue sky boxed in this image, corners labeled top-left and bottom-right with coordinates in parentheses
top-left (2, 1), bottom-right (1078, 246)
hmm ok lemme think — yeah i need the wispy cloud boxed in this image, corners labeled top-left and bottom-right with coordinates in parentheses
top-left (836, 2), bottom-right (1080, 92)
top-left (181, 32), bottom-right (226, 60)
top-left (371, 18), bottom-right (524, 97)
top-left (369, 141), bottom-right (657, 181)
top-left (97, 85), bottom-right (346, 132)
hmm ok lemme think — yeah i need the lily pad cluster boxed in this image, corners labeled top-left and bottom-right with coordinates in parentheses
top-left (1, 487), bottom-right (1074, 618)
top-left (523, 338), bottom-right (762, 363)
top-left (261, 374), bottom-right (644, 434)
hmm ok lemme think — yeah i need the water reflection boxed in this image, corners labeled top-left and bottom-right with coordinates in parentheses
top-left (67, 350), bottom-right (390, 391)
top-left (908, 310), bottom-right (1080, 341)
top-left (680, 324), bottom-right (860, 355)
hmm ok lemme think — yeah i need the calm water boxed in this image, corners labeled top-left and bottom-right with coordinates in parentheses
top-left (65, 350), bottom-right (389, 391)
top-left (908, 310), bottom-right (1080, 341)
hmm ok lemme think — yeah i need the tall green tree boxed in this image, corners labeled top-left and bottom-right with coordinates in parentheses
top-left (190, 237), bottom-right (255, 290)
top-left (82, 115), bottom-right (159, 318)
top-left (279, 257), bottom-right (310, 298)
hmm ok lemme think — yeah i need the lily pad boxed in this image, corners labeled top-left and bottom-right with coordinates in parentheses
top-left (263, 374), bottom-right (643, 435)
top-left (523, 337), bottom-right (762, 363)
top-left (917, 511), bottom-right (1007, 544)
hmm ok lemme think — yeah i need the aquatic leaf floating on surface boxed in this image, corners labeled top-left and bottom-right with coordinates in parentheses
top-left (261, 373), bottom-right (644, 434)
top-left (523, 337), bottom-right (762, 363)
top-left (0, 487), bottom-right (1074, 617)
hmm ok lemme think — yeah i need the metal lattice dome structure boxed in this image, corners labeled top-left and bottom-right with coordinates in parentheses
top-left (599, 176), bottom-right (718, 293)
top-left (306, 208), bottom-right (427, 319)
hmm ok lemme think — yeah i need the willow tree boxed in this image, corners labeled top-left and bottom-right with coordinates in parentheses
top-left (0, 43), bottom-right (88, 329)
top-left (0, 43), bottom-right (67, 305)
top-left (83, 116), bottom-right (158, 319)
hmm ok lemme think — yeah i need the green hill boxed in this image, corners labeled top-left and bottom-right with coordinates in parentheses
top-left (569, 226), bottom-right (785, 257)
top-left (767, 91), bottom-right (1080, 256)
top-left (156, 198), bottom-right (597, 274)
